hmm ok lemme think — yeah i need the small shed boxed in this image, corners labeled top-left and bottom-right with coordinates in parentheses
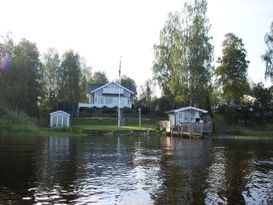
top-left (50, 110), bottom-right (70, 128)
top-left (167, 106), bottom-right (208, 127)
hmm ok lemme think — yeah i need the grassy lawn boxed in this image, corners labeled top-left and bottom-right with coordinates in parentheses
top-left (71, 117), bottom-right (165, 131)
top-left (0, 116), bottom-right (166, 136)
top-left (74, 125), bottom-right (150, 131)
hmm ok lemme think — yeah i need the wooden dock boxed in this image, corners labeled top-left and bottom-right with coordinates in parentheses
top-left (159, 121), bottom-right (212, 138)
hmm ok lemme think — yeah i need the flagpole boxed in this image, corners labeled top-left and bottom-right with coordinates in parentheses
top-left (118, 57), bottom-right (121, 127)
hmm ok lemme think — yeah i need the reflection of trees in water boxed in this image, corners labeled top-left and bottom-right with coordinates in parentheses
top-left (205, 139), bottom-right (266, 205)
top-left (0, 136), bottom-right (47, 203)
top-left (1, 135), bottom-right (273, 204)
top-left (218, 140), bottom-right (255, 204)
top-left (153, 137), bottom-right (212, 204)
top-left (220, 140), bottom-right (273, 205)
top-left (68, 135), bottom-right (162, 204)
top-left (155, 138), bottom-right (273, 205)
top-left (33, 136), bottom-right (81, 203)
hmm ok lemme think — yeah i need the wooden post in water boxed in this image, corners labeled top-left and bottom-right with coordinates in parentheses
top-left (190, 124), bottom-right (193, 138)
top-left (187, 124), bottom-right (190, 138)
top-left (179, 124), bottom-right (182, 137)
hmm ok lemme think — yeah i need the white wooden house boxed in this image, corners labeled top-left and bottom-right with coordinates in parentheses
top-left (79, 82), bottom-right (137, 109)
top-left (167, 106), bottom-right (208, 127)
top-left (50, 110), bottom-right (70, 128)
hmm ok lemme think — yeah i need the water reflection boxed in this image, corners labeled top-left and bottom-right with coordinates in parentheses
top-left (205, 147), bottom-right (227, 204)
top-left (205, 139), bottom-right (273, 205)
top-left (153, 137), bottom-right (212, 204)
top-left (0, 135), bottom-right (273, 204)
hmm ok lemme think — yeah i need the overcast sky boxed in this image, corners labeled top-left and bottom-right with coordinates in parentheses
top-left (1, 0), bottom-right (273, 89)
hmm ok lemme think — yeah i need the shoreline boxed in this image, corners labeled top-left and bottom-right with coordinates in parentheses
top-left (1, 123), bottom-right (273, 138)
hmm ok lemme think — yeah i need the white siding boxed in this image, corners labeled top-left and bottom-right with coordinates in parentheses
top-left (83, 82), bottom-right (135, 109)
top-left (50, 111), bottom-right (70, 128)
top-left (176, 109), bottom-right (201, 125)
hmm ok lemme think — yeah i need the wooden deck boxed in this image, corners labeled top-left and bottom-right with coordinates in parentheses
top-left (159, 121), bottom-right (212, 138)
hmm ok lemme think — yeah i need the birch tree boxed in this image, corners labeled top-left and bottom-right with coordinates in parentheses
top-left (262, 22), bottom-right (273, 82)
top-left (153, 0), bottom-right (213, 107)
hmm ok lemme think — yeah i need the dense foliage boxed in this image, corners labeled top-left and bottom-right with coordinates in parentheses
top-left (215, 33), bottom-right (249, 104)
top-left (0, 38), bottom-right (42, 116)
top-left (0, 38), bottom-right (94, 116)
top-left (89, 71), bottom-right (108, 84)
top-left (153, 0), bottom-right (213, 107)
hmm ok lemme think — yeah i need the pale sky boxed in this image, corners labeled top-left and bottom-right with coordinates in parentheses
top-left (1, 0), bottom-right (273, 90)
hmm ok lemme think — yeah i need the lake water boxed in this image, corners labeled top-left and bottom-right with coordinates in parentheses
top-left (0, 135), bottom-right (273, 205)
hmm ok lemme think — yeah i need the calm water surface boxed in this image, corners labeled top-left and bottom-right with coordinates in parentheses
top-left (0, 135), bottom-right (273, 204)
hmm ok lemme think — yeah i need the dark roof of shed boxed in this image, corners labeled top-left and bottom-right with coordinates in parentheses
top-left (86, 82), bottom-right (137, 94)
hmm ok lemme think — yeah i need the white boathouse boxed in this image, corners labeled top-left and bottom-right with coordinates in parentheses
top-left (50, 110), bottom-right (70, 128)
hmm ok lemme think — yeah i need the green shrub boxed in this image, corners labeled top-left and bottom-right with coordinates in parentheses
top-left (5, 110), bottom-right (33, 124)
top-left (0, 108), bottom-right (40, 133)
top-left (10, 124), bottom-right (38, 133)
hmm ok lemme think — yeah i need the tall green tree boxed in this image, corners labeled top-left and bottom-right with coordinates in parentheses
top-left (262, 21), bottom-right (273, 82)
top-left (215, 33), bottom-right (249, 104)
top-left (90, 71), bottom-right (108, 84)
top-left (153, 0), bottom-right (213, 107)
top-left (0, 39), bottom-right (42, 116)
top-left (182, 0), bottom-right (213, 105)
top-left (0, 35), bottom-right (14, 106)
top-left (41, 48), bottom-right (60, 112)
top-left (153, 12), bottom-right (183, 100)
top-left (58, 50), bottom-right (81, 102)
top-left (80, 60), bottom-right (92, 102)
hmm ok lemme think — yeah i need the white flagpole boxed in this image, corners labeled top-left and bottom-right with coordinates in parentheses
top-left (118, 57), bottom-right (121, 127)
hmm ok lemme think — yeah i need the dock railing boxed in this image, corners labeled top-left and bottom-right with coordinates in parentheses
top-left (159, 121), bottom-right (212, 137)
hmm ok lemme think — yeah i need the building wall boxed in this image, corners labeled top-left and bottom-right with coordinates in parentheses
top-left (94, 84), bottom-right (131, 98)
top-left (175, 109), bottom-right (201, 125)
top-left (88, 93), bottom-right (95, 104)
top-left (50, 112), bottom-right (70, 127)
top-left (90, 83), bottom-right (133, 108)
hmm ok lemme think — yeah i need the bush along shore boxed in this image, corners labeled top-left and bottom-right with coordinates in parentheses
top-left (0, 109), bottom-right (38, 134)
top-left (0, 108), bottom-right (163, 136)
top-left (212, 113), bottom-right (273, 138)
top-left (1, 108), bottom-right (273, 138)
